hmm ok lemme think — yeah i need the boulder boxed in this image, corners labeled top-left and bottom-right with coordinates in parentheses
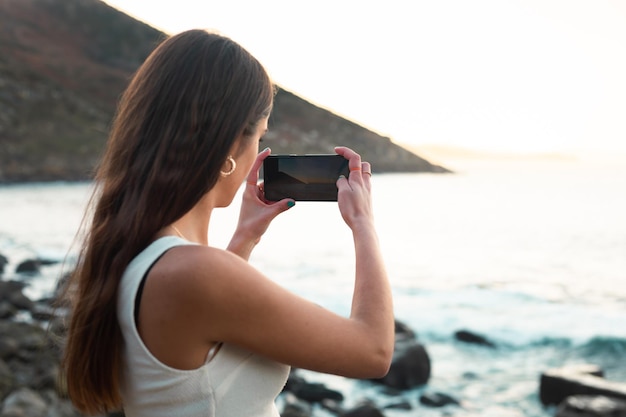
top-left (8, 290), bottom-right (35, 312)
top-left (383, 400), bottom-right (412, 410)
top-left (454, 329), bottom-right (496, 348)
top-left (0, 321), bottom-right (47, 354)
top-left (369, 320), bottom-right (431, 390)
top-left (540, 364), bottom-right (626, 406)
top-left (320, 398), bottom-right (343, 415)
top-left (1, 387), bottom-right (48, 417)
top-left (0, 280), bottom-right (34, 312)
top-left (0, 336), bottom-right (19, 361)
top-left (0, 253), bottom-right (8, 275)
top-left (40, 389), bottom-right (84, 417)
top-left (30, 303), bottom-right (57, 321)
top-left (0, 359), bottom-right (14, 400)
top-left (0, 301), bottom-right (17, 320)
top-left (555, 395), bottom-right (626, 417)
top-left (419, 391), bottom-right (460, 407)
top-left (286, 374), bottom-right (344, 403)
top-left (282, 393), bottom-right (313, 417)
top-left (394, 320), bottom-right (417, 341)
top-left (16, 259), bottom-right (42, 275)
top-left (341, 401), bottom-right (385, 417)
top-left (291, 381), bottom-right (344, 404)
top-left (0, 281), bottom-right (27, 300)
top-left (373, 339), bottom-right (431, 390)
top-left (0, 321), bottom-right (59, 390)
top-left (38, 258), bottom-right (60, 267)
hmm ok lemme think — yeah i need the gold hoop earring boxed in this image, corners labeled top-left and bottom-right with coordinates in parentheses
top-left (220, 156), bottom-right (236, 177)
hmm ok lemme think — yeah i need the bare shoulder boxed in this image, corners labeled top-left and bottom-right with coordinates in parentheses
top-left (152, 244), bottom-right (243, 274)
top-left (144, 243), bottom-right (281, 314)
top-left (147, 244), bottom-right (256, 293)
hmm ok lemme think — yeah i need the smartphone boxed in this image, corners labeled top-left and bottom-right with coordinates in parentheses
top-left (263, 154), bottom-right (349, 201)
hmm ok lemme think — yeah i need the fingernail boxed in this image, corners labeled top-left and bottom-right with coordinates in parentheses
top-left (287, 200), bottom-right (295, 208)
top-left (263, 147), bottom-right (270, 153)
top-left (338, 175), bottom-right (345, 179)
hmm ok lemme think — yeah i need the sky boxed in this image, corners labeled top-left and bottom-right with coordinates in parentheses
top-left (101, 0), bottom-right (626, 160)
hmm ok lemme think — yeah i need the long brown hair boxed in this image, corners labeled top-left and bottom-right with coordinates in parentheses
top-left (60, 29), bottom-right (274, 414)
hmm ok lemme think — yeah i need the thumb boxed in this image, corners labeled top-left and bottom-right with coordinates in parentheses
top-left (280, 199), bottom-right (296, 212)
top-left (272, 199), bottom-right (296, 216)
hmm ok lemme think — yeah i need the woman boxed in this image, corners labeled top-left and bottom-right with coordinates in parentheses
top-left (61, 29), bottom-right (394, 416)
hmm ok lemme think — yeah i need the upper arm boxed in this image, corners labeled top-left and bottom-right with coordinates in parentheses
top-left (153, 245), bottom-right (391, 378)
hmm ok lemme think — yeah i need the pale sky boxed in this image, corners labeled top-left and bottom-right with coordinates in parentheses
top-left (102, 0), bottom-right (626, 159)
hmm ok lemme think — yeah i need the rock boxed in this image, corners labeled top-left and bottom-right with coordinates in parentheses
top-left (394, 320), bottom-right (416, 341)
top-left (0, 253), bottom-right (8, 275)
top-left (12, 352), bottom-right (59, 392)
top-left (369, 320), bottom-right (431, 390)
top-left (341, 401), bottom-right (385, 417)
top-left (0, 321), bottom-right (46, 353)
top-left (454, 329), bottom-right (496, 348)
top-left (0, 301), bottom-right (17, 320)
top-left (37, 258), bottom-right (59, 267)
top-left (555, 395), bottom-right (626, 417)
top-left (15, 259), bottom-right (41, 275)
top-left (0, 321), bottom-right (60, 393)
top-left (383, 400), bottom-right (412, 410)
top-left (419, 391), bottom-right (460, 407)
top-left (373, 339), bottom-right (431, 390)
top-left (8, 291), bottom-right (35, 312)
top-left (282, 393), bottom-right (313, 417)
top-left (0, 359), bottom-right (15, 400)
top-left (540, 364), bottom-right (626, 406)
top-left (40, 389), bottom-right (83, 417)
top-left (0, 281), bottom-right (34, 312)
top-left (320, 398), bottom-right (343, 415)
top-left (289, 379), bottom-right (344, 403)
top-left (1, 387), bottom-right (48, 417)
top-left (0, 281), bottom-right (26, 299)
top-left (30, 303), bottom-right (56, 321)
top-left (379, 386), bottom-right (402, 397)
top-left (0, 282), bottom-right (75, 416)
top-left (0, 336), bottom-right (19, 361)
top-left (284, 372), bottom-right (306, 392)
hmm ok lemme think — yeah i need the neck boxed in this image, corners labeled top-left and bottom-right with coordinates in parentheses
top-left (166, 196), bottom-right (214, 245)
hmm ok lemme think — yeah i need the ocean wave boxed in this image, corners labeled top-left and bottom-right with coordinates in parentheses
top-left (577, 336), bottom-right (626, 356)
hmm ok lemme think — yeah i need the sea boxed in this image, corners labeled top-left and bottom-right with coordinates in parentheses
top-left (1, 156), bottom-right (625, 417)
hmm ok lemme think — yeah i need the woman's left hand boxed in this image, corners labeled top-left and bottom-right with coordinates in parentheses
top-left (227, 148), bottom-right (294, 260)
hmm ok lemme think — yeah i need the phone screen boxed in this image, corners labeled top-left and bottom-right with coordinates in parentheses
top-left (263, 154), bottom-right (349, 201)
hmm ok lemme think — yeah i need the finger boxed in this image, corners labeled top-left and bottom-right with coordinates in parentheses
top-left (336, 174), bottom-right (351, 192)
top-left (335, 146), bottom-right (362, 175)
top-left (262, 199), bottom-right (295, 221)
top-left (257, 181), bottom-right (273, 204)
top-left (361, 161), bottom-right (371, 174)
top-left (247, 147), bottom-right (271, 186)
top-left (278, 199), bottom-right (296, 211)
top-left (361, 162), bottom-right (372, 183)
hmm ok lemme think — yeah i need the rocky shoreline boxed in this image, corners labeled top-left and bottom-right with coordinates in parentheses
top-left (1, 252), bottom-right (625, 417)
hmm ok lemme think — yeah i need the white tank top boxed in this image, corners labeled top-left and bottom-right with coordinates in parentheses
top-left (117, 236), bottom-right (290, 417)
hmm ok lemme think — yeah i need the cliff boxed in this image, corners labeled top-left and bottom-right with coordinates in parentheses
top-left (0, 0), bottom-right (449, 182)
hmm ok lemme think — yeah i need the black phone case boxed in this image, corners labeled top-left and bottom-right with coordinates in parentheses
top-left (263, 155), bottom-right (349, 201)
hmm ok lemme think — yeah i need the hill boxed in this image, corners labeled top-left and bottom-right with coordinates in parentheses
top-left (0, 0), bottom-right (449, 182)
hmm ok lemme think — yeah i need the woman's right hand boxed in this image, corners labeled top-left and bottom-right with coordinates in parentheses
top-left (227, 147), bottom-right (295, 260)
top-left (335, 146), bottom-right (374, 230)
